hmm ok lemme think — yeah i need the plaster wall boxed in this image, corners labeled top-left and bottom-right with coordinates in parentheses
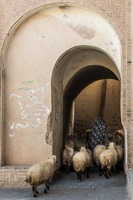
top-left (3, 4), bottom-right (121, 165)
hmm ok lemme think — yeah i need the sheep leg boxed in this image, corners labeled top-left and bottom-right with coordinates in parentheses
top-left (108, 169), bottom-right (112, 176)
top-left (105, 169), bottom-right (109, 179)
top-left (103, 167), bottom-right (108, 178)
top-left (93, 160), bottom-right (97, 168)
top-left (112, 166), bottom-right (116, 174)
top-left (44, 182), bottom-right (50, 193)
top-left (79, 171), bottom-right (82, 181)
top-left (107, 168), bottom-right (112, 179)
top-left (76, 171), bottom-right (81, 181)
top-left (32, 186), bottom-right (38, 197)
top-left (76, 172), bottom-right (79, 180)
top-left (64, 164), bottom-right (68, 173)
top-left (35, 189), bottom-right (39, 194)
top-left (44, 188), bottom-right (47, 193)
top-left (104, 171), bottom-right (108, 179)
top-left (44, 189), bottom-right (47, 194)
top-left (66, 164), bottom-right (70, 173)
top-left (86, 167), bottom-right (90, 178)
top-left (119, 161), bottom-right (124, 171)
top-left (98, 164), bottom-right (102, 176)
top-left (116, 163), bottom-right (120, 174)
top-left (46, 182), bottom-right (50, 190)
top-left (102, 166), bottom-right (108, 179)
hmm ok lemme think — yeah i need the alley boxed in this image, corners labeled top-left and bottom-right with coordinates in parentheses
top-left (0, 169), bottom-right (130, 200)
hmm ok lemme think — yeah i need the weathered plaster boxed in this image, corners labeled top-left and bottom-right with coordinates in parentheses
top-left (1, 4), bottom-right (121, 166)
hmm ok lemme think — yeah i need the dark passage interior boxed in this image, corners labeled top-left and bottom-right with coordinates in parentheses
top-left (63, 65), bottom-right (122, 147)
top-left (61, 63), bottom-right (125, 182)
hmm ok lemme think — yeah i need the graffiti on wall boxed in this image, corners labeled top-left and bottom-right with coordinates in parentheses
top-left (19, 80), bottom-right (34, 91)
top-left (9, 82), bottom-right (50, 130)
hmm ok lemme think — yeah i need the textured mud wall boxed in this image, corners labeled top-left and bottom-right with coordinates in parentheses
top-left (74, 79), bottom-right (121, 137)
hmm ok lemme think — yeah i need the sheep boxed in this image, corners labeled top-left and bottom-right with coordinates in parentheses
top-left (108, 142), bottom-right (118, 170)
top-left (93, 144), bottom-right (106, 176)
top-left (72, 147), bottom-right (92, 181)
top-left (62, 144), bottom-right (75, 173)
top-left (115, 145), bottom-right (124, 173)
top-left (25, 155), bottom-right (57, 197)
top-left (99, 148), bottom-right (113, 179)
top-left (65, 137), bottom-right (78, 151)
top-left (99, 142), bottom-right (117, 179)
top-left (114, 129), bottom-right (124, 146)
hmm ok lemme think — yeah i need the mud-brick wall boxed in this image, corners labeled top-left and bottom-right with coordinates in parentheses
top-left (0, 167), bottom-right (28, 188)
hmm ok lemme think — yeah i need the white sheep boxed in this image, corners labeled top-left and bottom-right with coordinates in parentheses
top-left (25, 155), bottom-right (57, 197)
top-left (99, 148), bottom-right (113, 179)
top-left (99, 142), bottom-right (117, 179)
top-left (115, 145), bottom-right (124, 172)
top-left (93, 144), bottom-right (106, 176)
top-left (72, 147), bottom-right (92, 181)
top-left (108, 142), bottom-right (118, 172)
top-left (62, 144), bottom-right (75, 173)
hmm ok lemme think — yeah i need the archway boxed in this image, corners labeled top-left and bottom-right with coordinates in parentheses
top-left (52, 46), bottom-right (121, 167)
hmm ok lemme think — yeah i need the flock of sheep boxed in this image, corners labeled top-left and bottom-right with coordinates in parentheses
top-left (63, 129), bottom-right (124, 179)
top-left (25, 129), bottom-right (124, 197)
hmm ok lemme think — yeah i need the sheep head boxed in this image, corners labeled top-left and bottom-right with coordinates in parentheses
top-left (48, 155), bottom-right (57, 164)
top-left (80, 147), bottom-right (86, 152)
top-left (108, 142), bottom-right (115, 149)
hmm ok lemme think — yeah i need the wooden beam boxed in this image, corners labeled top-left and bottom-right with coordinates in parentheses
top-left (99, 79), bottom-right (107, 118)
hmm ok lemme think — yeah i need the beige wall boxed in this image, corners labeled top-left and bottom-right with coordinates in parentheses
top-left (1, 3), bottom-right (121, 166)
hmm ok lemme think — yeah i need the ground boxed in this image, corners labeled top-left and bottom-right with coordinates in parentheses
top-left (0, 167), bottom-right (130, 200)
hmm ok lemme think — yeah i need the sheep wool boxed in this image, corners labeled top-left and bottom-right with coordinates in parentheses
top-left (86, 148), bottom-right (92, 165)
top-left (65, 138), bottom-right (78, 150)
top-left (62, 144), bottom-right (75, 172)
top-left (93, 144), bottom-right (106, 166)
top-left (115, 145), bottom-right (124, 172)
top-left (108, 142), bottom-right (118, 167)
top-left (99, 142), bottom-right (117, 179)
top-left (73, 147), bottom-right (91, 181)
top-left (99, 148), bottom-right (114, 179)
top-left (116, 145), bottom-right (124, 162)
top-left (25, 155), bottom-right (57, 197)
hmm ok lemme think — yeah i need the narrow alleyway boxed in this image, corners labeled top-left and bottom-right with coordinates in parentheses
top-left (0, 168), bottom-right (130, 200)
